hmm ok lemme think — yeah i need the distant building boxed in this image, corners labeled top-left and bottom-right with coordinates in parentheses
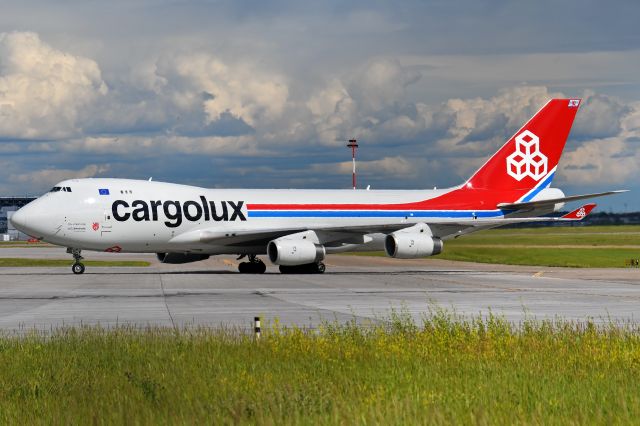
top-left (584, 211), bottom-right (640, 226)
top-left (0, 197), bottom-right (36, 240)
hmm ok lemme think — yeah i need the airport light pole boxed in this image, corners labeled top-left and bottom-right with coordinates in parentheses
top-left (347, 139), bottom-right (358, 190)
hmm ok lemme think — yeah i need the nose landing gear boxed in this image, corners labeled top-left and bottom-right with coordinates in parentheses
top-left (237, 254), bottom-right (267, 274)
top-left (67, 248), bottom-right (85, 274)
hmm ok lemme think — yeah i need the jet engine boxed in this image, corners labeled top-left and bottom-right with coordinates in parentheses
top-left (384, 233), bottom-right (443, 259)
top-left (156, 252), bottom-right (210, 264)
top-left (267, 239), bottom-right (325, 266)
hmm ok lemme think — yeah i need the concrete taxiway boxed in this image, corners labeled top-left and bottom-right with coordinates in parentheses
top-left (0, 246), bottom-right (638, 331)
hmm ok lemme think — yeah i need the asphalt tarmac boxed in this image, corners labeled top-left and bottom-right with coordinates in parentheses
top-left (0, 246), bottom-right (638, 331)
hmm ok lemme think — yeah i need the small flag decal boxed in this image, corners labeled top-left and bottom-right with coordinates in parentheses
top-left (98, 188), bottom-right (110, 195)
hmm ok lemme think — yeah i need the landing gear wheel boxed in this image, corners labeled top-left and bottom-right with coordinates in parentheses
top-left (67, 248), bottom-right (85, 274)
top-left (254, 261), bottom-right (267, 274)
top-left (72, 263), bottom-right (85, 275)
top-left (279, 265), bottom-right (294, 274)
top-left (279, 262), bottom-right (326, 274)
top-left (238, 255), bottom-right (266, 274)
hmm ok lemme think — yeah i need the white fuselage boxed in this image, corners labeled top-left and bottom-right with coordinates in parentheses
top-left (12, 178), bottom-right (462, 254)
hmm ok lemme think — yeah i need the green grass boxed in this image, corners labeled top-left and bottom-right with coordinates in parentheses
top-left (0, 241), bottom-right (52, 247)
top-left (438, 247), bottom-right (640, 268)
top-left (350, 225), bottom-right (640, 267)
top-left (2, 312), bottom-right (640, 424)
top-left (443, 226), bottom-right (640, 267)
top-left (0, 258), bottom-right (150, 267)
top-left (446, 225), bottom-right (640, 247)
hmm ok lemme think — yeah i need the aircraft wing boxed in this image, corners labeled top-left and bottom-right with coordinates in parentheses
top-left (424, 203), bottom-right (597, 240)
top-left (170, 204), bottom-right (597, 247)
top-left (497, 190), bottom-right (627, 210)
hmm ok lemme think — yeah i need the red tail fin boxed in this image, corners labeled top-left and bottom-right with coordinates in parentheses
top-left (465, 99), bottom-right (581, 192)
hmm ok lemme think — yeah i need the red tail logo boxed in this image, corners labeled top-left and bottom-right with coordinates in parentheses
top-left (506, 130), bottom-right (548, 181)
top-left (465, 99), bottom-right (581, 192)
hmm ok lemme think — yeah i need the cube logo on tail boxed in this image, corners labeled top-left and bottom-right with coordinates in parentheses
top-left (568, 99), bottom-right (580, 108)
top-left (506, 130), bottom-right (548, 181)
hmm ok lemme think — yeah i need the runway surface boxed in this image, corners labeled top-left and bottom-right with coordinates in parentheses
top-left (0, 246), bottom-right (638, 331)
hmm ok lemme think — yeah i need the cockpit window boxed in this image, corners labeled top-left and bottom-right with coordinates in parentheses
top-left (50, 186), bottom-right (72, 192)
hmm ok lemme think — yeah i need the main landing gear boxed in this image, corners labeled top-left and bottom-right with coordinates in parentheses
top-left (279, 262), bottom-right (325, 274)
top-left (237, 255), bottom-right (267, 274)
top-left (67, 248), bottom-right (85, 275)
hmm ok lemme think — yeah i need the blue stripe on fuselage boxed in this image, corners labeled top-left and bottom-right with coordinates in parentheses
top-left (520, 171), bottom-right (555, 203)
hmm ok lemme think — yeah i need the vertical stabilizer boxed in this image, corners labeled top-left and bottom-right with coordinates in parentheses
top-left (465, 99), bottom-right (580, 192)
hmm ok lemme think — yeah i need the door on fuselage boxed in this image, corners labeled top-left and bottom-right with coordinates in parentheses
top-left (100, 210), bottom-right (113, 237)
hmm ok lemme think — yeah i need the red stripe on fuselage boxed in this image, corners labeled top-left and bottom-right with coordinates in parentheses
top-left (247, 187), bottom-right (526, 211)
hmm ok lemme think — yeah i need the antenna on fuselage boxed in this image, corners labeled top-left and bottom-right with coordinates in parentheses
top-left (148, 177), bottom-right (153, 181)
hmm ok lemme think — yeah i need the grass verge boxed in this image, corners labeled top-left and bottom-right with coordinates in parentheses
top-left (0, 258), bottom-right (150, 267)
top-left (349, 226), bottom-right (640, 267)
top-left (1, 312), bottom-right (640, 424)
top-left (348, 247), bottom-right (640, 268)
top-left (445, 225), bottom-right (640, 246)
top-left (437, 247), bottom-right (639, 268)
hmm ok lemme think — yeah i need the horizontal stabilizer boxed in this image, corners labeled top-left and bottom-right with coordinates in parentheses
top-left (497, 190), bottom-right (627, 210)
top-left (561, 203), bottom-right (596, 220)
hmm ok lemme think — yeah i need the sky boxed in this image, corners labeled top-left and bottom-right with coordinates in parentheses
top-left (0, 0), bottom-right (638, 211)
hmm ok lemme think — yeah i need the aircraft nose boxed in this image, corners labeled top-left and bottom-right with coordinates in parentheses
top-left (9, 207), bottom-right (29, 231)
top-left (10, 200), bottom-right (59, 239)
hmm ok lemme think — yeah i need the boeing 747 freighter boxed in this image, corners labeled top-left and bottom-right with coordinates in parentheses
top-left (10, 99), bottom-right (625, 274)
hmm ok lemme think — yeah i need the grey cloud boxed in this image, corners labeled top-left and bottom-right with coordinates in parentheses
top-left (572, 92), bottom-right (631, 140)
top-left (0, 0), bottom-right (638, 210)
top-left (175, 112), bottom-right (255, 138)
top-left (564, 164), bottom-right (598, 170)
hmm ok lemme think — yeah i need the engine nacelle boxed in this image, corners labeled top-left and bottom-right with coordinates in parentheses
top-left (384, 233), bottom-right (443, 259)
top-left (156, 252), bottom-right (210, 264)
top-left (530, 187), bottom-right (566, 211)
top-left (267, 239), bottom-right (325, 266)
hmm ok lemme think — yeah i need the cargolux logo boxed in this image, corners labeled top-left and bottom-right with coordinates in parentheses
top-left (112, 197), bottom-right (246, 228)
top-left (576, 207), bottom-right (586, 218)
top-left (506, 130), bottom-right (548, 181)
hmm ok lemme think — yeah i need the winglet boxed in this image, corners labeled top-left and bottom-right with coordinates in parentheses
top-left (561, 203), bottom-right (596, 220)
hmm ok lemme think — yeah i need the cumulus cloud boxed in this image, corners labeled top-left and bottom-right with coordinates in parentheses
top-left (9, 164), bottom-right (110, 188)
top-left (348, 58), bottom-right (421, 112)
top-left (0, 31), bottom-right (637, 208)
top-left (0, 32), bottom-right (107, 140)
top-left (571, 91), bottom-right (632, 140)
top-left (312, 156), bottom-right (418, 177)
top-left (307, 59), bottom-right (424, 146)
top-left (559, 100), bottom-right (640, 186)
top-left (156, 53), bottom-right (289, 127)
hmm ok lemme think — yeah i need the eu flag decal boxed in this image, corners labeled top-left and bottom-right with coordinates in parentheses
top-left (98, 188), bottom-right (110, 195)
